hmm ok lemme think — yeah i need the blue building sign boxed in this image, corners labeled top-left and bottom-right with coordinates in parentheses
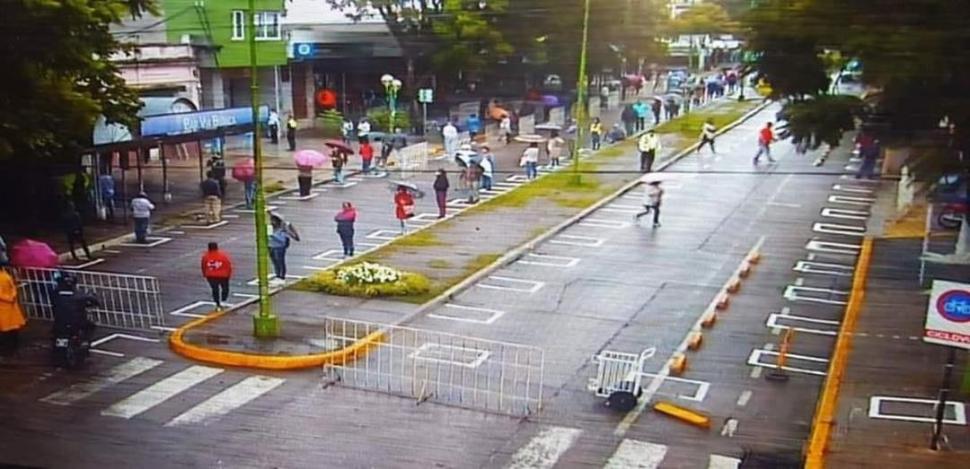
top-left (141, 106), bottom-right (268, 137)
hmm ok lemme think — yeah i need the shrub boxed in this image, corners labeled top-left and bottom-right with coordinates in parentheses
top-left (302, 262), bottom-right (431, 298)
top-left (314, 109), bottom-right (344, 139)
top-left (366, 106), bottom-right (412, 132)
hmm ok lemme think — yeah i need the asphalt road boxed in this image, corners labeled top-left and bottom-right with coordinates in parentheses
top-left (0, 103), bottom-right (878, 468)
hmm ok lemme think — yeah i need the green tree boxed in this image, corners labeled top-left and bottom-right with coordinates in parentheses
top-left (0, 0), bottom-right (155, 162)
top-left (669, 2), bottom-right (737, 35)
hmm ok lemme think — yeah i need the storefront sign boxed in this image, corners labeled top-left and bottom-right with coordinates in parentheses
top-left (141, 106), bottom-right (268, 137)
top-left (925, 280), bottom-right (970, 349)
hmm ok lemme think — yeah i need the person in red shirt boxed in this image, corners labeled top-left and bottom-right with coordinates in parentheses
top-left (753, 122), bottom-right (777, 164)
top-left (394, 185), bottom-right (415, 234)
top-left (359, 140), bottom-right (375, 174)
top-left (200, 242), bottom-right (233, 309)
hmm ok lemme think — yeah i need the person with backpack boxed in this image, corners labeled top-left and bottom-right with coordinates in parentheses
top-left (200, 242), bottom-right (232, 309)
top-left (206, 155), bottom-right (227, 197)
top-left (268, 214), bottom-right (300, 281)
top-left (200, 171), bottom-right (223, 224)
top-left (334, 202), bottom-right (357, 257)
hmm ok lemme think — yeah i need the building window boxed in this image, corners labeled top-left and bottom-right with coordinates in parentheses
top-left (256, 11), bottom-right (281, 41)
top-left (231, 10), bottom-right (245, 40)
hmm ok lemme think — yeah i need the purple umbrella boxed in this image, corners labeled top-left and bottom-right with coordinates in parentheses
top-left (10, 239), bottom-right (58, 268)
top-left (293, 149), bottom-right (328, 168)
top-left (231, 158), bottom-right (255, 182)
top-left (542, 95), bottom-right (560, 107)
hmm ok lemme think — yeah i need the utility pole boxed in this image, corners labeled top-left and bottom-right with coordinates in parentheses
top-left (572, 0), bottom-right (592, 184)
top-left (249, 0), bottom-right (278, 338)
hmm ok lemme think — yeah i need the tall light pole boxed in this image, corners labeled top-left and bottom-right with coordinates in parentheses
top-left (381, 74), bottom-right (402, 133)
top-left (249, 0), bottom-right (277, 338)
top-left (572, 0), bottom-right (592, 183)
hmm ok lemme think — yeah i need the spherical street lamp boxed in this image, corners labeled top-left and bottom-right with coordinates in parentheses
top-left (381, 74), bottom-right (402, 134)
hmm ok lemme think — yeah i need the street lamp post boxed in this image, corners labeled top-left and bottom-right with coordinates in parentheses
top-left (249, 0), bottom-right (277, 338)
top-left (572, 0), bottom-right (592, 183)
top-left (381, 74), bottom-right (402, 134)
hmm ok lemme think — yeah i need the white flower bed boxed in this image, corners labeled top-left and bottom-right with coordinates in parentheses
top-left (336, 262), bottom-right (402, 285)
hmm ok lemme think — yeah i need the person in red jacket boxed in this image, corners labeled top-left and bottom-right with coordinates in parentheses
top-left (753, 122), bottom-right (777, 164)
top-left (394, 185), bottom-right (415, 234)
top-left (200, 242), bottom-right (233, 309)
top-left (359, 140), bottom-right (375, 174)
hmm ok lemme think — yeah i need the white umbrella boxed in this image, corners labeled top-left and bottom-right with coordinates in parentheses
top-left (535, 122), bottom-right (563, 132)
top-left (514, 134), bottom-right (547, 144)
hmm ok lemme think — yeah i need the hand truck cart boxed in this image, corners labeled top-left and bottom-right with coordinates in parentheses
top-left (587, 347), bottom-right (656, 412)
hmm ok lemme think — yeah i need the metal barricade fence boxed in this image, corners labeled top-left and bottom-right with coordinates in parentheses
top-left (322, 318), bottom-right (544, 417)
top-left (14, 267), bottom-right (165, 331)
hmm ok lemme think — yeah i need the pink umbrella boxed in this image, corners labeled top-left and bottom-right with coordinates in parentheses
top-left (10, 239), bottom-right (59, 268)
top-left (231, 158), bottom-right (255, 181)
top-left (293, 149), bottom-right (329, 168)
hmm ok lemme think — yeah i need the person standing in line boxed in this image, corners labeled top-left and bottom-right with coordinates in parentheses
top-left (201, 171), bottom-right (223, 224)
top-left (433, 169), bottom-right (450, 218)
top-left (855, 131), bottom-right (880, 179)
top-left (600, 83), bottom-right (610, 109)
top-left (200, 242), bottom-right (232, 310)
top-left (442, 120), bottom-right (459, 158)
top-left (651, 99), bottom-right (662, 125)
top-left (753, 122), bottom-right (777, 164)
top-left (590, 117), bottom-right (604, 151)
top-left (0, 266), bottom-right (27, 356)
top-left (466, 113), bottom-right (483, 141)
top-left (479, 145), bottom-right (495, 191)
top-left (206, 155), bottom-right (228, 199)
top-left (633, 100), bottom-right (648, 131)
top-left (634, 181), bottom-right (664, 228)
top-left (268, 214), bottom-right (299, 281)
top-left (331, 148), bottom-right (347, 184)
top-left (637, 130), bottom-right (662, 173)
top-left (394, 186), bottom-right (415, 234)
top-left (334, 202), bottom-right (357, 257)
top-left (359, 139), bottom-right (375, 175)
top-left (521, 142), bottom-right (540, 180)
top-left (621, 104), bottom-right (637, 136)
top-left (357, 117), bottom-right (371, 141)
top-left (547, 131), bottom-right (565, 167)
top-left (267, 109), bottom-right (280, 144)
top-left (465, 159), bottom-right (483, 204)
top-left (388, 128), bottom-right (407, 169)
top-left (297, 165), bottom-right (313, 197)
top-left (130, 192), bottom-right (155, 244)
top-left (697, 118), bottom-right (717, 154)
top-left (61, 203), bottom-right (92, 261)
top-left (286, 113), bottom-right (298, 151)
top-left (341, 118), bottom-right (354, 145)
top-left (98, 171), bottom-right (116, 220)
top-left (499, 115), bottom-right (513, 145)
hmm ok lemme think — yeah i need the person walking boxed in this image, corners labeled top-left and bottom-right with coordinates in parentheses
top-left (61, 203), bottom-right (92, 261)
top-left (268, 214), bottom-right (300, 282)
top-left (546, 132), bottom-right (566, 167)
top-left (521, 142), bottom-right (540, 180)
top-left (433, 169), bottom-right (450, 218)
top-left (341, 118), bottom-right (354, 145)
top-left (634, 181), bottom-right (664, 228)
top-left (651, 99), bottom-right (662, 125)
top-left (359, 139), bottom-right (375, 174)
top-left (637, 130), bottom-right (662, 173)
top-left (442, 120), bottom-right (459, 158)
top-left (0, 266), bottom-right (27, 356)
top-left (753, 122), bottom-right (777, 164)
top-left (131, 192), bottom-right (155, 244)
top-left (465, 159), bottom-right (483, 203)
top-left (334, 202), bottom-right (357, 257)
top-left (697, 118), bottom-right (717, 154)
top-left (479, 146), bottom-right (495, 191)
top-left (98, 171), bottom-right (116, 220)
top-left (589, 118), bottom-right (604, 151)
top-left (499, 115), bottom-right (513, 144)
top-left (200, 242), bottom-right (232, 310)
top-left (267, 109), bottom-right (280, 144)
top-left (201, 171), bottom-right (223, 224)
top-left (297, 165), bottom-right (313, 197)
top-left (394, 185), bottom-right (415, 234)
top-left (621, 104), bottom-right (637, 136)
top-left (633, 100), bottom-right (648, 131)
top-left (855, 131), bottom-right (880, 179)
top-left (286, 113), bottom-right (298, 151)
top-left (357, 117), bottom-right (371, 142)
top-left (466, 114), bottom-right (483, 141)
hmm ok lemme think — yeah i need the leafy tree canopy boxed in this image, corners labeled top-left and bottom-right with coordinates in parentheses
top-left (669, 2), bottom-right (737, 36)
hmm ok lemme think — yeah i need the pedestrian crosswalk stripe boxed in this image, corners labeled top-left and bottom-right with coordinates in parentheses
top-left (101, 365), bottom-right (223, 419)
top-left (165, 376), bottom-right (285, 427)
top-left (40, 357), bottom-right (164, 406)
top-left (505, 426), bottom-right (582, 469)
top-left (708, 454), bottom-right (741, 469)
top-left (603, 439), bottom-right (667, 469)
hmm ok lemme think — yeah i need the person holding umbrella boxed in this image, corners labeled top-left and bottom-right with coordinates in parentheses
top-left (232, 159), bottom-right (256, 209)
top-left (394, 185), bottom-right (415, 234)
top-left (433, 169), bottom-right (450, 218)
top-left (293, 149), bottom-right (328, 194)
top-left (334, 202), bottom-right (357, 257)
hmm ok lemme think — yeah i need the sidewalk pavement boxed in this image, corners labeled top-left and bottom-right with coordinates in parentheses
top-left (174, 92), bottom-right (761, 362)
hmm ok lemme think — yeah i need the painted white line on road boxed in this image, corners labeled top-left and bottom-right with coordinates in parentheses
top-left (767, 313), bottom-right (840, 336)
top-left (301, 265), bottom-right (335, 271)
top-left (517, 253), bottom-right (581, 268)
top-left (505, 426), bottom-right (582, 469)
top-left (40, 357), bottom-right (163, 406)
top-left (235, 205), bottom-right (279, 213)
top-left (578, 218), bottom-right (631, 229)
top-left (118, 237), bottom-right (172, 248)
top-left (709, 454), bottom-right (742, 469)
top-left (182, 220), bottom-right (229, 230)
top-left (832, 184), bottom-right (874, 194)
top-left (767, 202), bottom-right (802, 208)
top-left (428, 304), bottom-right (506, 324)
top-left (784, 285), bottom-right (849, 306)
top-left (868, 396), bottom-right (967, 425)
top-left (411, 213), bottom-right (442, 222)
top-left (812, 222), bottom-right (866, 237)
top-left (221, 214), bottom-right (240, 219)
top-left (737, 390), bottom-right (753, 407)
top-left (90, 333), bottom-right (160, 349)
top-left (601, 207), bottom-right (641, 214)
top-left (506, 175), bottom-right (530, 182)
top-left (365, 229), bottom-right (400, 241)
top-left (102, 365), bottom-right (224, 419)
top-left (279, 192), bottom-right (320, 201)
top-left (410, 343), bottom-right (490, 369)
top-left (747, 349), bottom-right (829, 377)
top-left (312, 249), bottom-right (345, 261)
top-left (168, 301), bottom-right (228, 319)
top-left (246, 275), bottom-right (305, 286)
top-left (639, 373), bottom-right (710, 402)
top-left (793, 260), bottom-right (855, 277)
top-left (165, 376), bottom-right (285, 427)
top-left (604, 439), bottom-right (667, 469)
top-left (806, 239), bottom-right (862, 256)
top-left (61, 258), bottom-right (106, 270)
top-left (477, 276), bottom-right (545, 294)
top-left (828, 195), bottom-right (875, 206)
top-left (550, 234), bottom-right (605, 247)
top-left (821, 207), bottom-right (870, 221)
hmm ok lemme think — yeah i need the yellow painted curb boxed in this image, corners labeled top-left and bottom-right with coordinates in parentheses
top-left (653, 401), bottom-right (711, 429)
top-left (701, 312), bottom-right (717, 328)
top-left (739, 262), bottom-right (752, 278)
top-left (747, 252), bottom-right (762, 264)
top-left (804, 237), bottom-right (874, 468)
top-left (670, 353), bottom-right (687, 375)
top-left (168, 310), bottom-right (385, 370)
top-left (715, 293), bottom-right (730, 311)
top-left (687, 332), bottom-right (703, 351)
top-left (726, 277), bottom-right (742, 294)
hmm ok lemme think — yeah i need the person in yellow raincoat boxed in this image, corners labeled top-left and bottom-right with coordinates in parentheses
top-left (0, 267), bottom-right (27, 354)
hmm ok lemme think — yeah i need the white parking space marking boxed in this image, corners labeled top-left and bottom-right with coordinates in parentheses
top-left (168, 301), bottom-right (228, 319)
top-left (828, 195), bottom-right (875, 206)
top-left (578, 218), bottom-right (630, 229)
top-left (102, 366), bottom-right (224, 419)
top-left (767, 313), bottom-right (840, 336)
top-left (806, 239), bottom-right (862, 256)
top-left (736, 390), bottom-right (753, 407)
top-left (477, 276), bottom-right (545, 293)
top-left (506, 175), bottom-right (530, 182)
top-left (279, 193), bottom-right (320, 201)
top-left (505, 426), bottom-right (582, 469)
top-left (812, 222), bottom-right (866, 237)
top-left (312, 249), bottom-right (346, 261)
top-left (366, 229), bottom-right (400, 241)
top-left (411, 213), bottom-right (442, 222)
top-left (793, 260), bottom-right (855, 277)
top-left (61, 258), bottom-right (106, 270)
top-left (708, 454), bottom-right (742, 469)
top-left (246, 275), bottom-right (305, 286)
top-left (868, 396), bottom-right (967, 425)
top-left (428, 304), bottom-right (507, 324)
top-left (601, 207), bottom-right (641, 214)
top-left (517, 253), bottom-right (581, 268)
top-left (639, 373), bottom-right (710, 402)
top-left (165, 376), bottom-right (285, 427)
top-left (410, 343), bottom-right (490, 368)
top-left (235, 205), bottom-right (278, 213)
top-left (89, 333), bottom-right (160, 358)
top-left (182, 220), bottom-right (229, 230)
top-left (747, 349), bottom-right (829, 377)
top-left (550, 234), bottom-right (605, 247)
top-left (832, 184), bottom-right (874, 194)
top-left (821, 207), bottom-right (870, 221)
top-left (604, 439), bottom-right (667, 469)
top-left (40, 357), bottom-right (164, 405)
top-left (119, 237), bottom-right (172, 248)
top-left (784, 285), bottom-right (849, 306)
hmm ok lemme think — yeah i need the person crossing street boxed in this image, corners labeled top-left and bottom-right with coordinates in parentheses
top-left (753, 122), bottom-right (777, 164)
top-left (200, 242), bottom-right (232, 310)
top-left (634, 181), bottom-right (664, 228)
top-left (697, 118), bottom-right (717, 154)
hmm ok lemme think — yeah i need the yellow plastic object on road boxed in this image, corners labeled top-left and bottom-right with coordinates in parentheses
top-left (653, 401), bottom-right (711, 429)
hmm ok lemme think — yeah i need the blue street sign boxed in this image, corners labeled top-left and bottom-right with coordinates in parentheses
top-left (141, 106), bottom-right (268, 137)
